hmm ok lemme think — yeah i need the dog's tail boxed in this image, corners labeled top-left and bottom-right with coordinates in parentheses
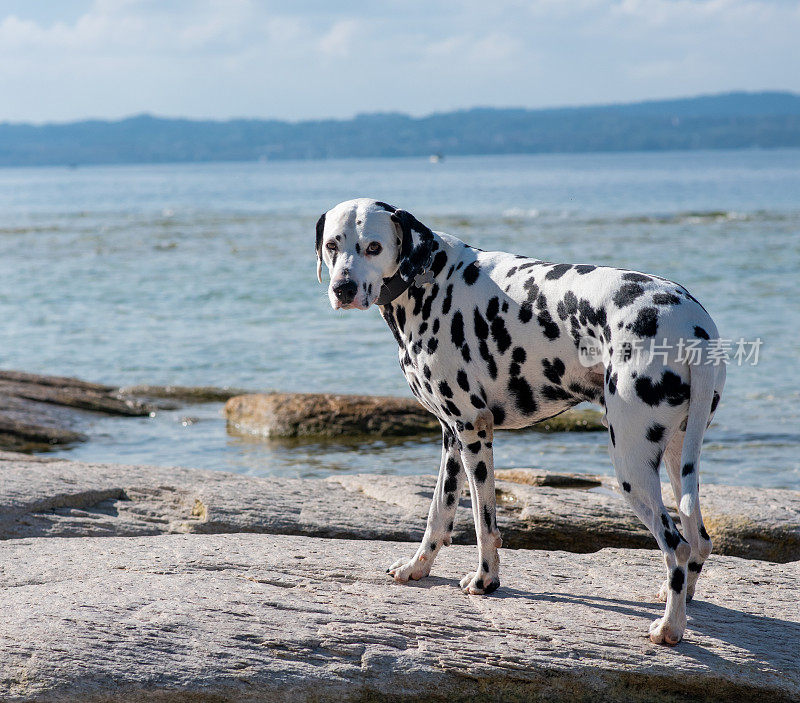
top-left (678, 352), bottom-right (717, 517)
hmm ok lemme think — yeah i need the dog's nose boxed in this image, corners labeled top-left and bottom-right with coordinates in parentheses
top-left (333, 279), bottom-right (358, 305)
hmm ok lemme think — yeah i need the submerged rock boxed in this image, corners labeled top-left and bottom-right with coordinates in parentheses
top-left (224, 391), bottom-right (605, 439)
top-left (224, 392), bottom-right (441, 438)
top-left (0, 532), bottom-right (797, 702)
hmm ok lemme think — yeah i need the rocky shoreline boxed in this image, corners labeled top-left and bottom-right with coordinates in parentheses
top-left (1, 453), bottom-right (799, 701)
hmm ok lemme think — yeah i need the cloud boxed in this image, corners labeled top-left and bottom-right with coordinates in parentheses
top-left (0, 0), bottom-right (797, 122)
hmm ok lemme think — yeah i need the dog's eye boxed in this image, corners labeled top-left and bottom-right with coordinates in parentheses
top-left (366, 242), bottom-right (382, 256)
top-left (326, 241), bottom-right (337, 252)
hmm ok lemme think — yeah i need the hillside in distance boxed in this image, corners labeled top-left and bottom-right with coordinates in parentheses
top-left (1, 91), bottom-right (799, 167)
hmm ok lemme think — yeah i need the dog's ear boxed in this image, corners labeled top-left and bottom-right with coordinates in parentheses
top-left (315, 212), bottom-right (326, 283)
top-left (390, 208), bottom-right (434, 283)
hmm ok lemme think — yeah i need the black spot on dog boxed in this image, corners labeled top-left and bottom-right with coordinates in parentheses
top-left (423, 364), bottom-right (431, 380)
top-left (694, 325), bottom-right (710, 340)
top-left (395, 306), bottom-right (406, 332)
top-left (444, 399), bottom-right (461, 416)
top-left (512, 347), bottom-right (526, 364)
top-left (623, 272), bottom-right (652, 283)
top-left (508, 376), bottom-right (537, 414)
top-left (477, 430), bottom-right (486, 438)
top-left (442, 284), bottom-right (454, 315)
top-left (474, 308), bottom-right (489, 340)
top-left (456, 369), bottom-right (470, 392)
top-left (467, 441), bottom-right (482, 454)
top-left (450, 311), bottom-right (465, 348)
top-left (438, 381), bottom-right (453, 398)
top-left (631, 307), bottom-right (659, 337)
top-left (461, 344), bottom-right (471, 362)
top-left (470, 394), bottom-right (486, 409)
top-left (664, 529), bottom-right (681, 551)
top-left (575, 265), bottom-right (596, 275)
top-left (483, 505), bottom-right (493, 530)
top-left (635, 370), bottom-right (690, 406)
top-left (612, 283), bottom-right (645, 308)
top-left (486, 297), bottom-right (499, 320)
top-left (431, 250), bottom-right (448, 276)
top-left (711, 391), bottom-right (720, 413)
top-left (430, 541), bottom-right (437, 551)
top-left (537, 310), bottom-right (560, 340)
top-left (491, 405), bottom-right (506, 426)
top-left (478, 340), bottom-right (498, 379)
top-left (426, 337), bottom-right (438, 354)
top-left (688, 561), bottom-right (703, 573)
top-left (670, 568), bottom-right (685, 593)
top-left (556, 290), bottom-right (578, 320)
top-left (607, 372), bottom-right (618, 396)
top-left (518, 302), bottom-right (533, 323)
top-left (482, 560), bottom-right (489, 573)
top-left (653, 292), bottom-right (681, 306)
top-left (622, 480), bottom-right (630, 492)
top-left (474, 461), bottom-right (487, 482)
top-left (545, 263), bottom-right (572, 280)
top-left (418, 322), bottom-right (428, 336)
top-left (699, 524), bottom-right (710, 540)
top-left (490, 316), bottom-right (512, 353)
top-left (506, 266), bottom-right (518, 278)
top-left (446, 457), bottom-right (459, 475)
top-left (448, 520), bottom-right (455, 532)
top-left (542, 357), bottom-right (565, 385)
top-left (446, 493), bottom-right (456, 506)
top-left (647, 423), bottom-right (666, 443)
top-left (432, 318), bottom-right (440, 335)
top-left (421, 285), bottom-right (438, 320)
top-left (609, 425), bottom-right (616, 447)
top-left (444, 475), bottom-right (458, 493)
top-left (463, 261), bottom-right (480, 285)
top-left (541, 384), bottom-right (571, 401)
top-left (682, 462), bottom-right (695, 477)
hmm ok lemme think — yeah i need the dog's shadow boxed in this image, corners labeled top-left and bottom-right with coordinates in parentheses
top-left (399, 577), bottom-right (798, 670)
top-left (499, 588), bottom-right (799, 670)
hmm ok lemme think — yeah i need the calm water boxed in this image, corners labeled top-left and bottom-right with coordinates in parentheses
top-left (0, 150), bottom-right (798, 488)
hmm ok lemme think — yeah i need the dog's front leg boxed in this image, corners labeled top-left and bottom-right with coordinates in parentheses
top-left (387, 423), bottom-right (465, 582)
top-left (456, 410), bottom-right (501, 595)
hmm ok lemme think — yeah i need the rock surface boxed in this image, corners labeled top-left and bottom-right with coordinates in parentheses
top-left (0, 533), bottom-right (797, 702)
top-left (224, 391), bottom-right (604, 439)
top-left (2, 456), bottom-right (798, 562)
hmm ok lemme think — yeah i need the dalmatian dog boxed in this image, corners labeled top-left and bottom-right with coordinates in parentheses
top-left (315, 198), bottom-right (725, 646)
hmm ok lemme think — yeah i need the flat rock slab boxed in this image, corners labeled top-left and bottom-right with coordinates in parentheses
top-left (224, 392), bottom-right (605, 439)
top-left (0, 533), bottom-right (797, 702)
top-left (1, 456), bottom-right (798, 562)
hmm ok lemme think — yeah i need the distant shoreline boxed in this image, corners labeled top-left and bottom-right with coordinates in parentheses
top-left (1, 91), bottom-right (799, 168)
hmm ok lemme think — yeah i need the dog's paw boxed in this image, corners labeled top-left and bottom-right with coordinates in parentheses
top-left (386, 555), bottom-right (431, 583)
top-left (648, 616), bottom-right (685, 646)
top-left (459, 571), bottom-right (500, 595)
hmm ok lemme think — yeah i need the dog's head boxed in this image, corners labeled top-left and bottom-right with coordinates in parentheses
top-left (315, 198), bottom-right (434, 310)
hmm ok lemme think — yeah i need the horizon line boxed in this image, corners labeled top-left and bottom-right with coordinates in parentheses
top-left (3, 89), bottom-right (798, 129)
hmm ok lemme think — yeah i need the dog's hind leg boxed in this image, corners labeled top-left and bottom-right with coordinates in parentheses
top-left (661, 431), bottom-right (712, 603)
top-left (455, 410), bottom-right (502, 595)
top-left (607, 400), bottom-right (690, 645)
top-left (387, 423), bottom-right (465, 582)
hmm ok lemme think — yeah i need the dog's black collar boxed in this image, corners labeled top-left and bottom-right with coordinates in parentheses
top-left (376, 252), bottom-right (435, 306)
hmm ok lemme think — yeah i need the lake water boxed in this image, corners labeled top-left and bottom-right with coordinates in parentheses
top-left (0, 149), bottom-right (798, 488)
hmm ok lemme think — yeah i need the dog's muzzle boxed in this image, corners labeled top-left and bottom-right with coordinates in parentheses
top-left (332, 279), bottom-right (358, 306)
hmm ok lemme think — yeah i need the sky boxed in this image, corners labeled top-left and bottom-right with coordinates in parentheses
top-left (0, 0), bottom-right (798, 124)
